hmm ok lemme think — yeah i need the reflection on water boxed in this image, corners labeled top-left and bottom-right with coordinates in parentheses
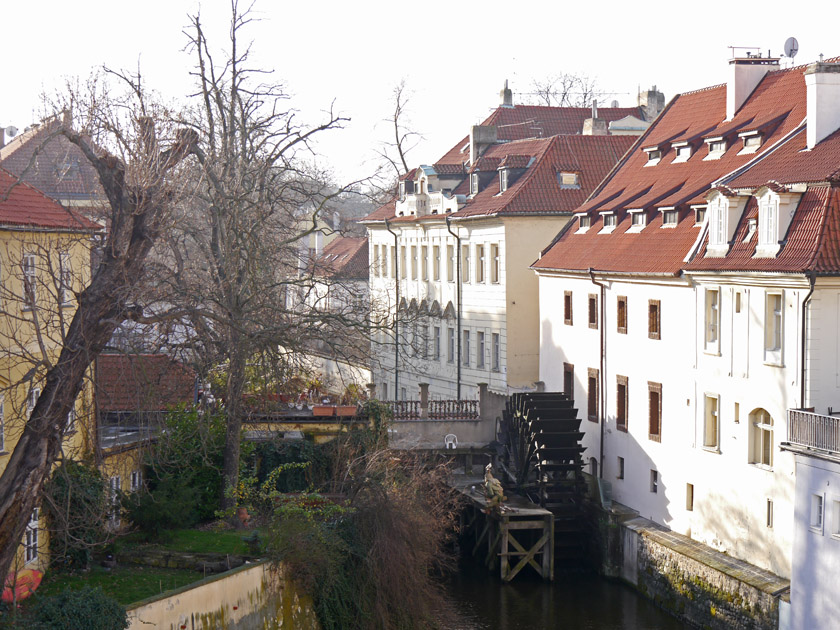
top-left (442, 558), bottom-right (684, 630)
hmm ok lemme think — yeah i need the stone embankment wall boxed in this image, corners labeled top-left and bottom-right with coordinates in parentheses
top-left (126, 561), bottom-right (319, 630)
top-left (590, 503), bottom-right (788, 630)
top-left (120, 547), bottom-right (253, 574)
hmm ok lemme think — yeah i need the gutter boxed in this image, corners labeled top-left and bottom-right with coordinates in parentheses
top-left (445, 215), bottom-right (462, 400)
top-left (384, 218), bottom-right (400, 400)
top-left (801, 271), bottom-right (817, 409)
top-left (589, 268), bottom-right (607, 480)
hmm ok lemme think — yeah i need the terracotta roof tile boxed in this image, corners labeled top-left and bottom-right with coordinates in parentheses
top-left (96, 354), bottom-right (196, 412)
top-left (314, 236), bottom-right (369, 279)
top-left (0, 167), bottom-right (101, 231)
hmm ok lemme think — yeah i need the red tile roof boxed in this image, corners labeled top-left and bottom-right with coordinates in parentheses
top-left (0, 166), bottom-right (101, 231)
top-left (535, 58), bottom-right (840, 276)
top-left (96, 354), bottom-right (196, 412)
top-left (314, 236), bottom-right (369, 279)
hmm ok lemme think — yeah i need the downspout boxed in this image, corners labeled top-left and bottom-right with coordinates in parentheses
top-left (801, 271), bottom-right (817, 410)
top-left (446, 215), bottom-right (462, 400)
top-left (589, 268), bottom-right (607, 480)
top-left (385, 219), bottom-right (400, 400)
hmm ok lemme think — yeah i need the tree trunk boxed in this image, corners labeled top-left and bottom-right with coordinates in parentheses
top-left (221, 329), bottom-right (246, 513)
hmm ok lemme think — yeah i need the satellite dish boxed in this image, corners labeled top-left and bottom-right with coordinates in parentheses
top-left (784, 37), bottom-right (799, 59)
top-left (4, 126), bottom-right (17, 137)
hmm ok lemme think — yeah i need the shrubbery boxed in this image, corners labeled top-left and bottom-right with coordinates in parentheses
top-left (31, 586), bottom-right (127, 630)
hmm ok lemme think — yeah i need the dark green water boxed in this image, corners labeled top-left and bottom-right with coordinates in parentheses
top-left (444, 558), bottom-right (685, 630)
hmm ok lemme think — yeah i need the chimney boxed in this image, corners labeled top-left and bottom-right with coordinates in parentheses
top-left (582, 101), bottom-right (608, 135)
top-left (638, 86), bottom-right (665, 121)
top-left (805, 61), bottom-right (840, 149)
top-left (500, 80), bottom-right (513, 107)
top-left (470, 125), bottom-right (497, 164)
top-left (0, 128), bottom-right (5, 149)
top-left (727, 56), bottom-right (778, 120)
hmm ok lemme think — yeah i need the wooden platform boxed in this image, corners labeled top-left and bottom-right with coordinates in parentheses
top-left (452, 473), bottom-right (554, 582)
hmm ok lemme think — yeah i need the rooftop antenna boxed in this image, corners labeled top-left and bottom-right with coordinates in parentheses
top-left (782, 37), bottom-right (799, 68)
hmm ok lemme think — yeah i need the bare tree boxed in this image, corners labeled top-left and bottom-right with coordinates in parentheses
top-left (0, 71), bottom-right (197, 580)
top-left (527, 72), bottom-right (606, 107)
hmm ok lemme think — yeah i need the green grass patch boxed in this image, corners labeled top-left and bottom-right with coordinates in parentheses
top-left (35, 565), bottom-right (202, 606)
top-left (160, 528), bottom-right (256, 555)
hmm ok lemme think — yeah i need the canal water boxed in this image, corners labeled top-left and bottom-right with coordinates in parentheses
top-left (443, 557), bottom-right (685, 630)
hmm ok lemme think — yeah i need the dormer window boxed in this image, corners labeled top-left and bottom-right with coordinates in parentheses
top-left (739, 131), bottom-right (763, 155)
top-left (693, 205), bottom-right (706, 225)
top-left (599, 212), bottom-right (617, 234)
top-left (673, 142), bottom-right (692, 163)
top-left (470, 173), bottom-right (479, 196)
top-left (643, 147), bottom-right (662, 166)
top-left (628, 210), bottom-right (647, 232)
top-left (576, 214), bottom-right (591, 233)
top-left (399, 181), bottom-right (406, 199)
top-left (558, 172), bottom-right (581, 189)
top-left (662, 208), bottom-right (679, 227)
top-left (500, 168), bottom-right (509, 192)
top-left (704, 137), bottom-right (727, 160)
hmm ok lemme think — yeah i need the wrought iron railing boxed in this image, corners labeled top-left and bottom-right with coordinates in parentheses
top-left (386, 400), bottom-right (421, 420)
top-left (787, 409), bottom-right (840, 452)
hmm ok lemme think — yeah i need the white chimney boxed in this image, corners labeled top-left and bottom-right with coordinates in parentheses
top-left (805, 62), bottom-right (840, 149)
top-left (727, 56), bottom-right (779, 120)
top-left (500, 80), bottom-right (513, 107)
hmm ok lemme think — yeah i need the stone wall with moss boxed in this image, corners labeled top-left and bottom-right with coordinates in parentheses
top-left (126, 560), bottom-right (318, 630)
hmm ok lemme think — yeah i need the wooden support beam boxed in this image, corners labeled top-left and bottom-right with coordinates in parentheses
top-left (504, 530), bottom-right (550, 582)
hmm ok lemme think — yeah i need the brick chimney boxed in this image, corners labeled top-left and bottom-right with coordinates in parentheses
top-left (500, 80), bottom-right (513, 107)
top-left (805, 61), bottom-right (840, 149)
top-left (638, 86), bottom-right (665, 121)
top-left (727, 56), bottom-right (779, 120)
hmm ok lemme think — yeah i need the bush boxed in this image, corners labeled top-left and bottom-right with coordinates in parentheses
top-left (32, 586), bottom-right (127, 630)
top-left (43, 461), bottom-right (110, 571)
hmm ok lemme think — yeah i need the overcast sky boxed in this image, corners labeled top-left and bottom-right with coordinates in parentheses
top-left (2, 1), bottom-right (835, 184)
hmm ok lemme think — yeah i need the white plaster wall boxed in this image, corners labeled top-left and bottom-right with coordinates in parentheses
top-left (804, 281), bottom-right (840, 414)
top-left (789, 453), bottom-right (840, 630)
top-left (539, 271), bottom-right (799, 577)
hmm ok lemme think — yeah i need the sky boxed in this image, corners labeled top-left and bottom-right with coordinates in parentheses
top-left (2, 0), bottom-right (837, 185)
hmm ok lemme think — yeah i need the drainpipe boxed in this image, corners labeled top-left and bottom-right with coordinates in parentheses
top-left (446, 215), bottom-right (462, 400)
top-left (589, 268), bottom-right (607, 480)
top-left (385, 219), bottom-right (400, 400)
top-left (800, 271), bottom-right (817, 410)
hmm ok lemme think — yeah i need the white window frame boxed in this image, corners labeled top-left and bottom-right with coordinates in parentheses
top-left (470, 173), bottom-right (479, 196)
top-left (704, 137), bottom-right (727, 160)
top-left (673, 143), bottom-right (692, 163)
top-left (492, 333), bottom-right (500, 372)
top-left (599, 212), bottom-right (617, 234)
top-left (447, 245), bottom-right (455, 282)
top-left (476, 245), bottom-right (485, 283)
top-left (109, 476), bottom-right (122, 527)
top-left (757, 192), bottom-right (780, 257)
top-left (433, 326), bottom-right (441, 360)
top-left (749, 408), bottom-right (774, 469)
top-left (24, 508), bottom-right (39, 564)
top-left (477, 331), bottom-right (485, 368)
top-left (704, 288), bottom-right (721, 354)
top-left (764, 291), bottom-right (783, 365)
top-left (661, 208), bottom-right (679, 227)
top-left (420, 245), bottom-right (428, 281)
top-left (703, 393), bottom-right (720, 452)
top-left (708, 194), bottom-right (728, 248)
top-left (59, 251), bottom-right (72, 306)
top-left (461, 245), bottom-right (471, 283)
top-left (463, 330), bottom-right (471, 366)
top-left (643, 148), bottom-right (661, 166)
top-left (811, 493), bottom-right (825, 533)
top-left (27, 387), bottom-right (40, 419)
top-left (433, 245), bottom-right (440, 281)
top-left (23, 252), bottom-right (37, 307)
top-left (131, 470), bottom-right (142, 492)
top-left (447, 327), bottom-right (455, 363)
top-left (66, 403), bottom-right (77, 433)
top-left (500, 168), bottom-right (509, 192)
top-left (558, 171), bottom-right (580, 189)
top-left (490, 244), bottom-right (500, 283)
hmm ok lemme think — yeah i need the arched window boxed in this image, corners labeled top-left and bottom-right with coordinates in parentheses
top-left (749, 408), bottom-right (774, 468)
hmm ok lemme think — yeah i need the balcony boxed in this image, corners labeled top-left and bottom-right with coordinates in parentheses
top-left (384, 399), bottom-right (479, 421)
top-left (785, 409), bottom-right (840, 454)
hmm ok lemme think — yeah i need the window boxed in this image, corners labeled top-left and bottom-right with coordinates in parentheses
top-left (694, 206), bottom-right (706, 225)
top-left (617, 457), bottom-right (625, 480)
top-left (131, 470), bottom-right (142, 491)
top-left (616, 376), bottom-right (628, 432)
top-left (25, 508), bottom-right (38, 564)
top-left (433, 246), bottom-right (441, 281)
top-left (500, 169), bottom-right (509, 192)
top-left (558, 171), bottom-right (580, 189)
top-left (477, 332), bottom-right (485, 368)
top-left (703, 394), bottom-right (720, 451)
top-left (59, 252), bottom-right (72, 305)
top-left (470, 173), bottom-right (479, 196)
top-left (758, 193), bottom-right (780, 254)
top-left (767, 499), bottom-right (774, 529)
top-left (587, 368), bottom-right (599, 422)
top-left (463, 330), bottom-right (471, 366)
top-left (735, 292), bottom-right (742, 313)
top-left (706, 138), bottom-right (726, 159)
top-left (422, 324), bottom-right (430, 359)
top-left (390, 246), bottom-right (397, 278)
top-left (749, 409), bottom-right (774, 468)
top-left (421, 246), bottom-right (428, 280)
top-left (707, 194), bottom-right (728, 247)
top-left (674, 144), bottom-right (692, 162)
top-left (740, 132), bottom-right (762, 154)
top-left (109, 476), bottom-right (121, 527)
top-left (630, 212), bottom-right (647, 228)
top-left (588, 294), bottom-right (598, 329)
top-left (447, 327), bottom-right (455, 363)
top-left (648, 300), bottom-right (661, 340)
top-left (23, 252), bottom-right (36, 306)
top-left (764, 292), bottom-right (783, 364)
top-left (382, 382), bottom-right (388, 399)
top-left (579, 215), bottom-right (591, 230)
top-left (564, 291), bottom-right (573, 325)
top-left (66, 404), bottom-right (76, 433)
top-left (27, 387), bottom-right (40, 419)
top-left (650, 470), bottom-right (658, 493)
top-left (832, 499), bottom-right (840, 537)
top-left (686, 484), bottom-right (694, 511)
top-left (563, 363), bottom-right (574, 398)
top-left (644, 148), bottom-right (662, 166)
top-left (490, 244), bottom-right (500, 283)
top-left (476, 245), bottom-right (485, 282)
top-left (662, 209), bottom-right (679, 226)
top-left (400, 246), bottom-right (406, 280)
top-left (401, 387), bottom-right (407, 401)
top-left (447, 245), bottom-right (455, 282)
top-left (461, 245), bottom-right (471, 283)
top-left (648, 382), bottom-right (662, 442)
top-left (601, 213), bottom-right (617, 231)
top-left (704, 289), bottom-right (720, 352)
top-left (492, 333), bottom-right (500, 371)
top-left (410, 245), bottom-right (417, 280)
top-left (434, 326), bottom-right (441, 360)
top-left (617, 296), bottom-right (627, 333)
top-left (811, 494), bottom-right (825, 532)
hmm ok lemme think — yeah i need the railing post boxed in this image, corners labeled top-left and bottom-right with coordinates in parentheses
top-left (419, 383), bottom-right (429, 419)
top-left (367, 382), bottom-right (377, 400)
